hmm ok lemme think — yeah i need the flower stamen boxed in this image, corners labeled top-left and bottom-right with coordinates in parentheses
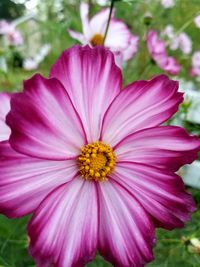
top-left (90, 34), bottom-right (104, 47)
top-left (78, 142), bottom-right (116, 181)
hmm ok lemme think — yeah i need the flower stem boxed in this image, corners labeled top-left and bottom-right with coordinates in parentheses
top-left (103, 0), bottom-right (115, 45)
top-left (165, 11), bottom-right (200, 47)
top-left (88, 0), bottom-right (93, 18)
top-left (174, 11), bottom-right (200, 37)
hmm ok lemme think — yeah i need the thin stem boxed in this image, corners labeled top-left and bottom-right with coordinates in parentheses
top-left (139, 60), bottom-right (152, 78)
top-left (103, 0), bottom-right (115, 45)
top-left (165, 11), bottom-right (200, 47)
top-left (12, 14), bottom-right (36, 27)
top-left (174, 11), bottom-right (200, 37)
top-left (160, 239), bottom-right (181, 243)
top-left (88, 0), bottom-right (93, 18)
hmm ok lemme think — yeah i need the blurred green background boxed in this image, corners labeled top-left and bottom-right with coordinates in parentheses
top-left (0, 0), bottom-right (200, 266)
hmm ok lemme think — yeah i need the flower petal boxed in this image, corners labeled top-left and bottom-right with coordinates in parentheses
top-left (0, 141), bottom-right (77, 218)
top-left (101, 74), bottom-right (183, 146)
top-left (105, 19), bottom-right (132, 51)
top-left (50, 45), bottom-right (122, 143)
top-left (68, 29), bottom-right (87, 44)
top-left (113, 51), bottom-right (123, 68)
top-left (80, 2), bottom-right (91, 39)
top-left (147, 30), bottom-right (166, 55)
top-left (28, 178), bottom-right (98, 267)
top-left (0, 92), bottom-right (11, 141)
top-left (164, 56), bottom-right (181, 75)
top-left (147, 31), bottom-right (181, 75)
top-left (115, 126), bottom-right (200, 171)
top-left (7, 74), bottom-right (85, 160)
top-left (112, 162), bottom-right (196, 230)
top-left (89, 8), bottom-right (111, 36)
top-left (97, 180), bottom-right (155, 267)
top-left (122, 35), bottom-right (138, 61)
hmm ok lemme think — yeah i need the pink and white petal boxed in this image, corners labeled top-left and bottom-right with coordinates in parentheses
top-left (7, 74), bottom-right (85, 160)
top-left (89, 8), bottom-right (113, 36)
top-left (80, 2), bottom-right (91, 39)
top-left (28, 178), bottom-right (98, 267)
top-left (122, 35), bottom-right (139, 61)
top-left (68, 29), bottom-right (87, 44)
top-left (105, 19), bottom-right (131, 51)
top-left (0, 92), bottom-right (11, 141)
top-left (112, 162), bottom-right (196, 230)
top-left (0, 141), bottom-right (77, 218)
top-left (50, 45), bottom-right (122, 143)
top-left (98, 180), bottom-right (155, 267)
top-left (0, 118), bottom-right (10, 142)
top-left (154, 52), bottom-right (169, 69)
top-left (164, 56), bottom-right (181, 75)
top-left (101, 74), bottom-right (183, 147)
top-left (115, 126), bottom-right (200, 171)
top-left (147, 31), bottom-right (166, 55)
top-left (113, 51), bottom-right (123, 68)
top-left (0, 92), bottom-right (10, 119)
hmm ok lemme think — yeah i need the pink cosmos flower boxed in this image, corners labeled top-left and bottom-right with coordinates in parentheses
top-left (0, 46), bottom-right (200, 267)
top-left (169, 33), bottom-right (192, 55)
top-left (68, 3), bottom-right (138, 66)
top-left (189, 68), bottom-right (200, 77)
top-left (7, 29), bottom-right (23, 46)
top-left (0, 19), bottom-right (23, 46)
top-left (161, 26), bottom-right (192, 55)
top-left (194, 15), bottom-right (200, 28)
top-left (23, 58), bottom-right (39, 71)
top-left (192, 51), bottom-right (200, 68)
top-left (177, 33), bottom-right (192, 55)
top-left (0, 93), bottom-right (11, 141)
top-left (160, 0), bottom-right (175, 8)
top-left (161, 25), bottom-right (174, 39)
top-left (147, 30), bottom-right (181, 75)
top-left (0, 20), bottom-right (11, 34)
top-left (189, 51), bottom-right (200, 77)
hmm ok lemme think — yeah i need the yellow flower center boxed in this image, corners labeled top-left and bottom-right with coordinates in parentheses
top-left (90, 34), bottom-right (104, 47)
top-left (78, 142), bottom-right (116, 181)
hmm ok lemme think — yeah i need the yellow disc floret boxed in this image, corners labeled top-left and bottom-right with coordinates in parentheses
top-left (90, 34), bottom-right (104, 47)
top-left (78, 142), bottom-right (116, 181)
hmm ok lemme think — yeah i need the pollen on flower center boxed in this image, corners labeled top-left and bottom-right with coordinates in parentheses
top-left (90, 34), bottom-right (104, 47)
top-left (78, 142), bottom-right (116, 181)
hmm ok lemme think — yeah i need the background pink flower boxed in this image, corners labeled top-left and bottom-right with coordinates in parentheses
top-left (161, 25), bottom-right (174, 39)
top-left (170, 34), bottom-right (192, 55)
top-left (0, 46), bottom-right (199, 267)
top-left (147, 30), bottom-right (181, 75)
top-left (189, 51), bottom-right (200, 77)
top-left (194, 15), bottom-right (200, 28)
top-left (160, 0), bottom-right (175, 8)
top-left (0, 19), bottom-right (23, 46)
top-left (192, 51), bottom-right (200, 68)
top-left (0, 20), bottom-right (12, 35)
top-left (68, 3), bottom-right (138, 66)
top-left (161, 26), bottom-right (192, 55)
top-left (7, 29), bottom-right (23, 46)
top-left (178, 33), bottom-right (192, 55)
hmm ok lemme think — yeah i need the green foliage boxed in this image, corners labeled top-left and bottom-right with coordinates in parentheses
top-left (148, 206), bottom-right (200, 267)
top-left (0, 0), bottom-right (25, 20)
top-left (0, 216), bottom-right (34, 267)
